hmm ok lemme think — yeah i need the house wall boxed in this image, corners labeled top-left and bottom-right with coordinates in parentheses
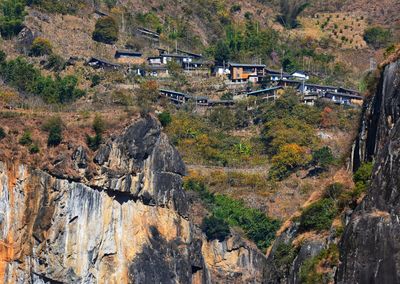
top-left (117, 57), bottom-right (146, 65)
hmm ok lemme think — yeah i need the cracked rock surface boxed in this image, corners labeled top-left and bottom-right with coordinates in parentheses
top-left (0, 116), bottom-right (266, 283)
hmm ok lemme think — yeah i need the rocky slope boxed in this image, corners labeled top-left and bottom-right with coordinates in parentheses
top-left (0, 116), bottom-right (266, 283)
top-left (337, 58), bottom-right (400, 283)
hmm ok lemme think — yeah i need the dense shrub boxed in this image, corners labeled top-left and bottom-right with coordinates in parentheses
top-left (299, 244), bottom-right (339, 284)
top-left (201, 215), bottom-right (230, 241)
top-left (353, 162), bottom-right (373, 195)
top-left (19, 130), bottom-right (33, 146)
top-left (30, 37), bottom-right (52, 56)
top-left (269, 143), bottom-right (311, 180)
top-left (43, 116), bottom-right (63, 147)
top-left (158, 111), bottom-right (172, 127)
top-left (0, 127), bottom-right (5, 140)
top-left (92, 16), bottom-right (119, 44)
top-left (45, 54), bottom-right (66, 71)
top-left (0, 57), bottom-right (84, 103)
top-left (299, 198), bottom-right (337, 232)
top-left (90, 74), bottom-right (102, 87)
top-left (29, 142), bottom-right (40, 154)
top-left (0, 0), bottom-right (26, 38)
top-left (323, 182), bottom-right (345, 200)
top-left (0, 50), bottom-right (6, 64)
top-left (230, 4), bottom-right (241, 13)
top-left (87, 115), bottom-right (105, 151)
top-left (311, 146), bottom-right (334, 170)
top-left (271, 243), bottom-right (297, 280)
top-left (364, 26), bottom-right (391, 49)
top-left (185, 178), bottom-right (280, 250)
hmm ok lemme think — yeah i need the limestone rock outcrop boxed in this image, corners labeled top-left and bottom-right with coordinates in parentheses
top-left (0, 116), bottom-right (266, 283)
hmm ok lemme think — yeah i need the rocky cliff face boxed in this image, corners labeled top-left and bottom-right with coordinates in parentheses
top-left (337, 59), bottom-right (400, 283)
top-left (0, 116), bottom-right (266, 283)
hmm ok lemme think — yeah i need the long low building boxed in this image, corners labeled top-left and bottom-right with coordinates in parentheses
top-left (159, 89), bottom-right (234, 107)
top-left (246, 86), bottom-right (284, 98)
top-left (323, 91), bottom-right (363, 106)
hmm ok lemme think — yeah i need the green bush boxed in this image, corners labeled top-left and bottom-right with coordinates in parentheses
top-left (158, 111), bottom-right (172, 127)
top-left (0, 57), bottom-right (84, 104)
top-left (92, 16), bottom-right (119, 44)
top-left (299, 198), bottom-right (337, 232)
top-left (0, 127), bottom-right (5, 140)
top-left (43, 116), bottom-right (63, 147)
top-left (29, 143), bottom-right (40, 154)
top-left (353, 162), bottom-right (373, 195)
top-left (230, 4), bottom-right (241, 13)
top-left (272, 243), bottom-right (297, 280)
top-left (364, 26), bottom-right (391, 49)
top-left (324, 182), bottom-right (345, 200)
top-left (0, 50), bottom-right (6, 64)
top-left (90, 74), bottom-right (102, 87)
top-left (0, 0), bottom-right (26, 38)
top-left (45, 54), bottom-right (66, 71)
top-left (201, 215), bottom-right (230, 241)
top-left (299, 244), bottom-right (339, 284)
top-left (30, 37), bottom-right (52, 56)
top-left (87, 114), bottom-right (105, 150)
top-left (312, 146), bottom-right (334, 169)
top-left (19, 130), bottom-right (33, 146)
top-left (185, 178), bottom-right (280, 250)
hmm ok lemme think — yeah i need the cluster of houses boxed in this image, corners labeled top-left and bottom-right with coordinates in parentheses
top-left (87, 45), bottom-right (208, 77)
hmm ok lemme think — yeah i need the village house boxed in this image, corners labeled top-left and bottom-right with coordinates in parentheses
top-left (177, 49), bottom-right (203, 60)
top-left (135, 27), bottom-right (160, 42)
top-left (159, 89), bottom-right (189, 104)
top-left (265, 68), bottom-right (289, 81)
top-left (160, 53), bottom-right (193, 65)
top-left (323, 91), bottom-right (363, 106)
top-left (147, 56), bottom-right (162, 65)
top-left (291, 71), bottom-right (309, 81)
top-left (300, 83), bottom-right (339, 94)
top-left (303, 92), bottom-right (319, 106)
top-left (337, 87), bottom-right (360, 96)
top-left (147, 66), bottom-right (169, 77)
top-left (277, 79), bottom-right (302, 89)
top-left (115, 50), bottom-right (145, 65)
top-left (229, 63), bottom-right (266, 83)
top-left (87, 57), bottom-right (120, 70)
top-left (212, 66), bottom-right (230, 77)
top-left (246, 86), bottom-right (284, 99)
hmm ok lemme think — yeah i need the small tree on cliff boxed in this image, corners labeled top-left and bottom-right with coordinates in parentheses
top-left (42, 116), bottom-right (63, 147)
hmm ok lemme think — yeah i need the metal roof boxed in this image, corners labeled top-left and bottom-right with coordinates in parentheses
top-left (324, 91), bottom-right (363, 100)
top-left (115, 50), bottom-right (142, 57)
top-left (246, 86), bottom-right (283, 96)
top-left (229, 62), bottom-right (266, 68)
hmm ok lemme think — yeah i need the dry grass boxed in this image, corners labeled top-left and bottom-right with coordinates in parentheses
top-left (297, 13), bottom-right (368, 49)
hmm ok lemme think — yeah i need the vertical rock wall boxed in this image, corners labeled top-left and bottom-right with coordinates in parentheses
top-left (337, 60), bottom-right (400, 283)
top-left (0, 116), bottom-right (267, 283)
